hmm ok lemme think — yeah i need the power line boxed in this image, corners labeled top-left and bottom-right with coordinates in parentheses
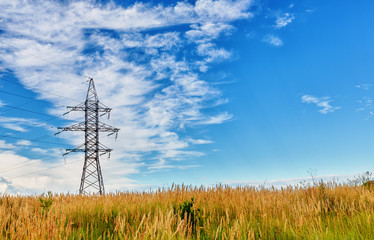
top-left (0, 90), bottom-right (73, 141)
top-left (0, 86), bottom-right (69, 117)
top-left (0, 95), bottom-right (45, 116)
top-left (0, 141), bottom-right (63, 151)
top-left (11, 159), bottom-right (82, 179)
top-left (0, 145), bottom-right (69, 173)
top-left (0, 89), bottom-right (65, 107)
top-left (0, 89), bottom-right (46, 101)
top-left (3, 44), bottom-right (81, 78)
top-left (0, 134), bottom-right (68, 146)
top-left (0, 78), bottom-right (81, 103)
top-left (0, 115), bottom-right (71, 150)
top-left (0, 160), bottom-right (46, 174)
top-left (1, 104), bottom-right (62, 118)
top-left (0, 115), bottom-right (58, 135)
top-left (0, 94), bottom-right (86, 162)
top-left (0, 160), bottom-right (33, 172)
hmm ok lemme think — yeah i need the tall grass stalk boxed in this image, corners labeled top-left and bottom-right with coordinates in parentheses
top-left (1, 182), bottom-right (374, 239)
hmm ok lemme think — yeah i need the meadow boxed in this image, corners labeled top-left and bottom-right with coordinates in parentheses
top-left (1, 178), bottom-right (374, 239)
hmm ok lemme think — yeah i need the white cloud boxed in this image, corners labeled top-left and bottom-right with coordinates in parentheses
top-left (147, 158), bottom-right (200, 172)
top-left (16, 140), bottom-right (32, 146)
top-left (301, 95), bottom-right (341, 114)
top-left (159, 149), bottom-right (204, 159)
top-left (0, 0), bottom-right (252, 193)
top-left (187, 138), bottom-right (213, 145)
top-left (0, 116), bottom-right (53, 132)
top-left (357, 97), bottom-right (373, 111)
top-left (0, 140), bottom-right (16, 149)
top-left (145, 32), bottom-right (181, 50)
top-left (199, 112), bottom-right (233, 124)
top-left (0, 150), bottom-right (145, 195)
top-left (355, 84), bottom-right (372, 90)
top-left (194, 0), bottom-right (253, 21)
top-left (1, 123), bottom-right (27, 132)
top-left (263, 35), bottom-right (283, 46)
top-left (356, 96), bottom-right (374, 119)
top-left (197, 42), bottom-right (232, 62)
top-left (306, 9), bottom-right (316, 14)
top-left (186, 22), bottom-right (235, 71)
top-left (0, 182), bottom-right (8, 194)
top-left (186, 22), bottom-right (234, 43)
top-left (31, 148), bottom-right (48, 154)
top-left (274, 12), bottom-right (295, 29)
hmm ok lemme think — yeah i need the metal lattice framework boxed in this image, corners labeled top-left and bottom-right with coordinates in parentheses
top-left (56, 78), bottom-right (119, 195)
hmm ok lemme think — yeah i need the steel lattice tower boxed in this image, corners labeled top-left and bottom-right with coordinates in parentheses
top-left (56, 78), bottom-right (119, 195)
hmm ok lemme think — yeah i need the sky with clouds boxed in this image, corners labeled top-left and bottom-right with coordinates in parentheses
top-left (0, 0), bottom-right (374, 194)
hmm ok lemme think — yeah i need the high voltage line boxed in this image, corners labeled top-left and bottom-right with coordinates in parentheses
top-left (0, 78), bottom-right (81, 103)
top-left (11, 159), bottom-right (82, 179)
top-left (0, 160), bottom-right (47, 174)
top-left (0, 149), bottom-right (73, 175)
top-left (0, 84), bottom-right (77, 148)
top-left (2, 43), bottom-right (82, 76)
top-left (0, 89), bottom-right (63, 104)
top-left (0, 145), bottom-right (74, 174)
top-left (0, 134), bottom-right (68, 146)
top-left (1, 104), bottom-right (61, 118)
top-left (0, 115), bottom-right (58, 134)
top-left (0, 42), bottom-right (91, 104)
top-left (0, 140), bottom-right (63, 150)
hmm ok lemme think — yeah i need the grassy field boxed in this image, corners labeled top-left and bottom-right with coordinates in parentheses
top-left (1, 180), bottom-right (374, 239)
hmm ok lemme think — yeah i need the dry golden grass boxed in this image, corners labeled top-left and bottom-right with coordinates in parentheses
top-left (1, 182), bottom-right (374, 239)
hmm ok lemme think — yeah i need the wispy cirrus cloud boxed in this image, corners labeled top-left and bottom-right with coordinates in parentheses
top-left (0, 0), bottom-right (253, 193)
top-left (0, 140), bottom-right (16, 149)
top-left (263, 34), bottom-right (283, 46)
top-left (187, 138), bottom-right (213, 145)
top-left (148, 158), bottom-right (199, 172)
top-left (301, 95), bottom-right (341, 114)
top-left (16, 140), bottom-right (32, 146)
top-left (355, 84), bottom-right (372, 90)
top-left (0, 116), bottom-right (53, 133)
top-left (356, 96), bottom-right (374, 119)
top-left (274, 12), bottom-right (295, 29)
top-left (260, 8), bottom-right (295, 47)
top-left (1, 123), bottom-right (27, 132)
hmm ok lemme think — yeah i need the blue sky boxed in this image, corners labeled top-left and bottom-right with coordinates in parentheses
top-left (0, 0), bottom-right (374, 194)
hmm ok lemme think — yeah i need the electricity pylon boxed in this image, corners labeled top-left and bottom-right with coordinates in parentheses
top-left (56, 77), bottom-right (119, 195)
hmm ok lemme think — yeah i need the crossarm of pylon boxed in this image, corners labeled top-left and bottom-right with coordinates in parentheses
top-left (64, 148), bottom-right (112, 153)
top-left (63, 102), bottom-right (86, 115)
top-left (98, 122), bottom-right (120, 132)
top-left (64, 102), bottom-right (111, 115)
top-left (99, 149), bottom-right (112, 152)
top-left (66, 106), bottom-right (85, 111)
top-left (63, 148), bottom-right (84, 156)
top-left (57, 122), bottom-right (85, 132)
top-left (67, 106), bottom-right (111, 113)
top-left (98, 102), bottom-right (112, 112)
top-left (66, 149), bottom-right (84, 152)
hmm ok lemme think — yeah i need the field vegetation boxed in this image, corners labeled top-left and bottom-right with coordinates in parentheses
top-left (1, 175), bottom-right (374, 239)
